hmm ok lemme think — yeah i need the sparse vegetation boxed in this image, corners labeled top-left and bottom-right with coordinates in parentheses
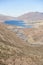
top-left (0, 23), bottom-right (43, 65)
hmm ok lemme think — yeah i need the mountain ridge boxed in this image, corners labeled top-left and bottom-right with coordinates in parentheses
top-left (0, 14), bottom-right (16, 22)
top-left (0, 12), bottom-right (43, 23)
top-left (17, 12), bottom-right (43, 23)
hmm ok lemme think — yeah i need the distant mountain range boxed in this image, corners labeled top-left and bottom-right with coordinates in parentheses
top-left (0, 14), bottom-right (16, 22)
top-left (0, 12), bottom-right (43, 23)
top-left (17, 12), bottom-right (43, 23)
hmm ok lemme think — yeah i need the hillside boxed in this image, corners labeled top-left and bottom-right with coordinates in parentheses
top-left (0, 12), bottom-right (43, 23)
top-left (0, 23), bottom-right (43, 65)
top-left (0, 14), bottom-right (16, 22)
top-left (17, 12), bottom-right (43, 23)
top-left (23, 26), bottom-right (43, 44)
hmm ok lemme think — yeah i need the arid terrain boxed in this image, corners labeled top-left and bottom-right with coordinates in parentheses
top-left (0, 14), bottom-right (16, 22)
top-left (18, 12), bottom-right (43, 22)
top-left (0, 23), bottom-right (43, 65)
top-left (0, 12), bottom-right (43, 65)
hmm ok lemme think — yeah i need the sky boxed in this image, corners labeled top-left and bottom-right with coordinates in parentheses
top-left (0, 0), bottom-right (43, 17)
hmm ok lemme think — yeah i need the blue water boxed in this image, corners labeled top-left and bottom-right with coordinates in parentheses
top-left (4, 20), bottom-right (32, 28)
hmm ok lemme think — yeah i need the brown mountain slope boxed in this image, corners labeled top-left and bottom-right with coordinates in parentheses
top-left (18, 12), bottom-right (43, 23)
top-left (23, 26), bottom-right (43, 44)
top-left (0, 23), bottom-right (43, 65)
top-left (0, 14), bottom-right (16, 22)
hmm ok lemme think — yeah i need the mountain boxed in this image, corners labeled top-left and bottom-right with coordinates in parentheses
top-left (0, 23), bottom-right (43, 65)
top-left (23, 26), bottom-right (43, 44)
top-left (0, 12), bottom-right (43, 23)
top-left (0, 14), bottom-right (16, 22)
top-left (17, 12), bottom-right (43, 23)
top-left (0, 12), bottom-right (43, 65)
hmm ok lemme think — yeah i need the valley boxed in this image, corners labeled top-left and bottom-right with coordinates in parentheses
top-left (0, 12), bottom-right (43, 65)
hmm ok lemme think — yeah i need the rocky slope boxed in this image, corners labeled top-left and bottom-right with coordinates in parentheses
top-left (0, 23), bottom-right (43, 65)
top-left (23, 26), bottom-right (43, 44)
